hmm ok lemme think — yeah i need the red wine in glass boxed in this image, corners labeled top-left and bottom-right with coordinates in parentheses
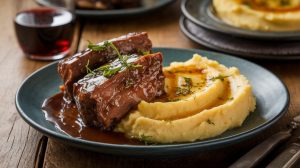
top-left (14, 7), bottom-right (75, 60)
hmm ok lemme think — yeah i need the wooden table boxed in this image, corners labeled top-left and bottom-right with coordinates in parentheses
top-left (1, 1), bottom-right (300, 167)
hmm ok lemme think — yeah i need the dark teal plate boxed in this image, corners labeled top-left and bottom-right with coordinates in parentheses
top-left (15, 48), bottom-right (289, 157)
top-left (37, 0), bottom-right (174, 18)
top-left (181, 0), bottom-right (300, 41)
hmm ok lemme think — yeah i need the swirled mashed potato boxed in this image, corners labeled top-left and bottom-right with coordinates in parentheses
top-left (115, 54), bottom-right (256, 143)
top-left (213, 0), bottom-right (300, 31)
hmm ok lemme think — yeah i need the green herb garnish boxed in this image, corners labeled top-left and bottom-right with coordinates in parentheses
top-left (183, 77), bottom-right (192, 87)
top-left (228, 97), bottom-right (234, 101)
top-left (86, 41), bottom-right (142, 78)
top-left (207, 119), bottom-right (215, 125)
top-left (85, 60), bottom-right (95, 75)
top-left (138, 50), bottom-right (150, 56)
top-left (176, 87), bottom-right (192, 96)
top-left (102, 66), bottom-right (122, 78)
top-left (210, 75), bottom-right (229, 82)
top-left (138, 134), bottom-right (153, 145)
top-left (175, 77), bottom-right (193, 96)
top-left (87, 40), bottom-right (110, 51)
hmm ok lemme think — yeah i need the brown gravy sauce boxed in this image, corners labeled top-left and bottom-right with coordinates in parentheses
top-left (42, 93), bottom-right (143, 145)
top-left (42, 66), bottom-right (230, 144)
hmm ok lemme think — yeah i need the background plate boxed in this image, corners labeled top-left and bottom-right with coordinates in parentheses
top-left (180, 17), bottom-right (300, 60)
top-left (16, 48), bottom-right (289, 157)
top-left (37, 0), bottom-right (174, 18)
top-left (181, 0), bottom-right (300, 41)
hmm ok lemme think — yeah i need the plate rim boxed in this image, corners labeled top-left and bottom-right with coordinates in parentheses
top-left (36, 0), bottom-right (175, 17)
top-left (15, 47), bottom-right (290, 154)
top-left (181, 0), bottom-right (300, 41)
top-left (179, 16), bottom-right (300, 60)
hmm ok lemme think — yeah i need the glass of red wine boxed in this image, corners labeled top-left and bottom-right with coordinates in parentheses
top-left (14, 0), bottom-right (75, 60)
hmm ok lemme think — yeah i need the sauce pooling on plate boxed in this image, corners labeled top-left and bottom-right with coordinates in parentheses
top-left (42, 93), bottom-right (142, 145)
top-left (41, 65), bottom-right (230, 144)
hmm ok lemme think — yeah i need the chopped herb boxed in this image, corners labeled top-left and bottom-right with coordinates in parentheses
top-left (210, 75), bottom-right (229, 82)
top-left (103, 66), bottom-right (122, 78)
top-left (97, 64), bottom-right (110, 71)
top-left (183, 77), bottom-right (192, 87)
top-left (138, 134), bottom-right (153, 145)
top-left (129, 63), bottom-right (142, 69)
top-left (228, 97), bottom-right (234, 101)
top-left (87, 40), bottom-right (110, 51)
top-left (138, 50), bottom-right (150, 55)
top-left (175, 77), bottom-right (193, 96)
top-left (85, 60), bottom-right (95, 75)
top-left (86, 41), bottom-right (142, 78)
top-left (207, 119), bottom-right (215, 125)
top-left (176, 87), bottom-right (192, 96)
top-left (108, 41), bottom-right (122, 60)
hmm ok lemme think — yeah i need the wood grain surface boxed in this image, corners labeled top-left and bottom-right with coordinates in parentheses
top-left (1, 0), bottom-right (300, 168)
top-left (0, 1), bottom-right (45, 168)
top-left (0, 1), bottom-right (80, 168)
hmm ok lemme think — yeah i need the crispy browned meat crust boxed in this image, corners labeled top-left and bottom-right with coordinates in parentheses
top-left (58, 32), bottom-right (152, 101)
top-left (73, 52), bottom-right (164, 130)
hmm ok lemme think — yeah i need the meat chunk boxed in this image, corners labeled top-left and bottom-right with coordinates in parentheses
top-left (58, 32), bottom-right (152, 101)
top-left (73, 52), bottom-right (164, 130)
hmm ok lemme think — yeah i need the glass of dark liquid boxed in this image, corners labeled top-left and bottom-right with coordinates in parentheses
top-left (14, 0), bottom-right (75, 60)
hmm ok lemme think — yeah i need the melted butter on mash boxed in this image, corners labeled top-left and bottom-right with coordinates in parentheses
top-left (115, 54), bottom-right (256, 143)
top-left (213, 0), bottom-right (300, 31)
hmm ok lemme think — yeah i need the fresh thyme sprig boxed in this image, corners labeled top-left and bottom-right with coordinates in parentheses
top-left (96, 65), bottom-right (122, 78)
top-left (86, 41), bottom-right (142, 78)
top-left (107, 41), bottom-right (122, 60)
top-left (87, 40), bottom-right (110, 51)
top-left (85, 60), bottom-right (94, 75)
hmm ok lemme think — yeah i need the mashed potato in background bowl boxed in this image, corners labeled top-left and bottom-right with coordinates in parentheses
top-left (213, 0), bottom-right (300, 31)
